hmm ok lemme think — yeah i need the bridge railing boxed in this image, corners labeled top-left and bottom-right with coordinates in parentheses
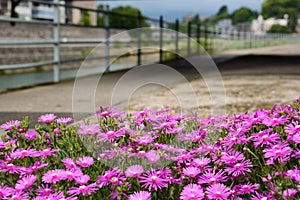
top-left (0, 0), bottom-right (299, 92)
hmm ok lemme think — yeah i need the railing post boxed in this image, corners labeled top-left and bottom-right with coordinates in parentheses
top-left (53, 0), bottom-right (60, 83)
top-left (105, 5), bottom-right (110, 72)
top-left (175, 19), bottom-right (179, 59)
top-left (204, 24), bottom-right (208, 51)
top-left (187, 21), bottom-right (191, 56)
top-left (159, 15), bottom-right (163, 63)
top-left (196, 22), bottom-right (200, 54)
top-left (137, 11), bottom-right (142, 66)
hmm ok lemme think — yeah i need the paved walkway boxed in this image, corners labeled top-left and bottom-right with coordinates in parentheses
top-left (0, 43), bottom-right (299, 127)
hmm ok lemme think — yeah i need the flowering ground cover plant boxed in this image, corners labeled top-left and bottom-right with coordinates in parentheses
top-left (1, 99), bottom-right (300, 199)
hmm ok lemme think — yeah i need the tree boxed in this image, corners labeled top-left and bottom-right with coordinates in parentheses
top-left (262, 0), bottom-right (300, 18)
top-left (262, 0), bottom-right (300, 31)
top-left (231, 7), bottom-right (256, 25)
top-left (97, 5), bottom-right (148, 29)
top-left (212, 5), bottom-right (231, 24)
top-left (267, 24), bottom-right (292, 33)
top-left (80, 10), bottom-right (91, 26)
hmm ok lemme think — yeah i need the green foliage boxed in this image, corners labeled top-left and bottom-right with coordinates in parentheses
top-left (262, 0), bottom-right (300, 31)
top-left (97, 5), bottom-right (149, 29)
top-left (79, 10), bottom-right (91, 26)
top-left (231, 7), bottom-right (257, 25)
top-left (267, 24), bottom-right (293, 33)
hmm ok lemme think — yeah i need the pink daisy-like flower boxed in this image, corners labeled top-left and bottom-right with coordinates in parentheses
top-left (38, 114), bottom-right (56, 123)
top-left (198, 169), bottom-right (227, 184)
top-left (0, 120), bottom-right (20, 130)
top-left (139, 169), bottom-right (168, 191)
top-left (37, 148), bottom-right (59, 159)
top-left (183, 167), bottom-right (201, 178)
top-left (233, 182), bottom-right (259, 195)
top-left (76, 156), bottom-right (94, 168)
top-left (192, 157), bottom-right (211, 169)
top-left (42, 169), bottom-right (66, 184)
top-left (65, 169), bottom-right (83, 181)
top-left (57, 117), bottom-right (73, 124)
top-left (24, 130), bottom-right (37, 141)
top-left (220, 150), bottom-right (245, 165)
top-left (283, 188), bottom-right (297, 199)
top-left (78, 123), bottom-right (100, 135)
top-left (125, 165), bottom-right (144, 178)
top-left (206, 183), bottom-right (231, 200)
top-left (252, 130), bottom-right (280, 147)
top-left (225, 159), bottom-right (253, 177)
top-left (145, 150), bottom-right (160, 164)
top-left (68, 183), bottom-right (99, 196)
top-left (128, 191), bottom-right (151, 200)
top-left (0, 163), bottom-right (24, 174)
top-left (15, 175), bottom-right (36, 191)
top-left (6, 190), bottom-right (29, 200)
top-left (10, 148), bottom-right (39, 159)
top-left (75, 175), bottom-right (90, 185)
top-left (0, 184), bottom-right (14, 198)
top-left (180, 184), bottom-right (204, 200)
top-left (97, 168), bottom-right (120, 187)
top-left (36, 184), bottom-right (55, 197)
top-left (263, 142), bottom-right (292, 163)
top-left (62, 158), bottom-right (78, 169)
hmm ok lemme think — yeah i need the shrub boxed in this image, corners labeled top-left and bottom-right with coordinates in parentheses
top-left (1, 99), bottom-right (300, 199)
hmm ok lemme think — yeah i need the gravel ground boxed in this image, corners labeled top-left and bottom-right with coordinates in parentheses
top-left (1, 44), bottom-right (300, 125)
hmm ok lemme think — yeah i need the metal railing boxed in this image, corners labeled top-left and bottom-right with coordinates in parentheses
top-left (0, 0), bottom-right (299, 92)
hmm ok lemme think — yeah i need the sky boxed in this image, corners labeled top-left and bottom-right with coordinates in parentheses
top-left (102, 0), bottom-right (265, 21)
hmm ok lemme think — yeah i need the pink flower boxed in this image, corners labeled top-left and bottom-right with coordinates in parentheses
top-left (180, 184), bottom-right (204, 200)
top-left (198, 169), bottom-right (227, 184)
top-left (225, 159), bottom-right (253, 177)
top-left (129, 191), bottom-right (151, 200)
top-left (65, 169), bottom-right (83, 181)
top-left (0, 120), bottom-right (20, 130)
top-left (263, 142), bottom-right (292, 164)
top-left (220, 150), bottom-right (245, 165)
top-left (125, 165), bottom-right (144, 178)
top-left (15, 175), bottom-right (36, 191)
top-left (57, 117), bottom-right (73, 124)
top-left (76, 156), bottom-right (94, 168)
top-left (24, 130), bottom-right (37, 141)
top-left (283, 188), bottom-right (297, 199)
top-left (233, 182), bottom-right (259, 195)
top-left (0, 184), bottom-right (14, 198)
top-left (183, 167), bottom-right (201, 178)
top-left (192, 157), bottom-right (211, 169)
top-left (67, 183), bottom-right (99, 196)
top-left (75, 175), bottom-right (90, 185)
top-left (38, 114), bottom-right (56, 123)
top-left (36, 184), bottom-right (54, 196)
top-left (139, 169), bottom-right (168, 191)
top-left (145, 150), bottom-right (160, 164)
top-left (42, 169), bottom-right (66, 184)
top-left (62, 158), bottom-right (78, 169)
top-left (78, 123), bottom-right (100, 135)
top-left (10, 148), bottom-right (39, 159)
top-left (37, 148), bottom-right (59, 159)
top-left (206, 183), bottom-right (231, 200)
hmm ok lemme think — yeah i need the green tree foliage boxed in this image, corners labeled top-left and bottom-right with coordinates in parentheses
top-left (212, 5), bottom-right (231, 24)
top-left (267, 24), bottom-right (293, 33)
top-left (97, 5), bottom-right (149, 29)
top-left (231, 7), bottom-right (257, 25)
top-left (262, 0), bottom-right (300, 31)
top-left (80, 10), bottom-right (91, 26)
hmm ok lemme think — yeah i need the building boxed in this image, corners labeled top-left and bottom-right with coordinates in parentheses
top-left (216, 19), bottom-right (233, 32)
top-left (251, 14), bottom-right (289, 35)
top-left (0, 0), bottom-right (96, 25)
